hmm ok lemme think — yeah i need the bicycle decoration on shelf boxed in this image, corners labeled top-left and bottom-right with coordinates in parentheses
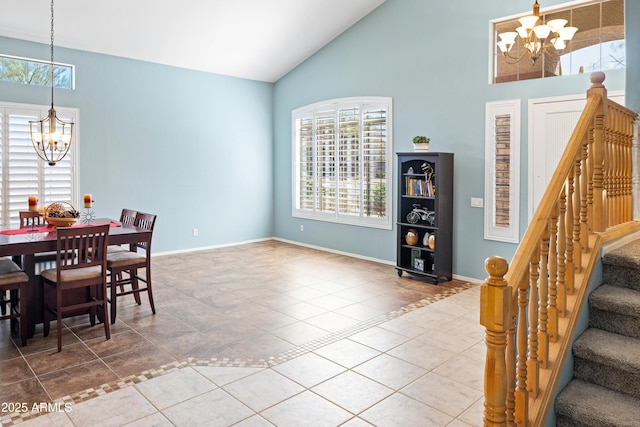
top-left (406, 204), bottom-right (436, 226)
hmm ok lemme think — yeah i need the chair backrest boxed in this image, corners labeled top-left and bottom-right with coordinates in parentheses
top-left (55, 224), bottom-right (109, 275)
top-left (19, 211), bottom-right (45, 228)
top-left (120, 209), bottom-right (137, 226)
top-left (134, 212), bottom-right (156, 252)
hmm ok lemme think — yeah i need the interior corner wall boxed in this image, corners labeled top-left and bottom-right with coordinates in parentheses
top-left (272, 0), bottom-right (628, 281)
top-left (0, 36), bottom-right (275, 254)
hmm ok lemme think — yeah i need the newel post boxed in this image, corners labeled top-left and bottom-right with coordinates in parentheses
top-left (588, 71), bottom-right (608, 232)
top-left (481, 256), bottom-right (511, 427)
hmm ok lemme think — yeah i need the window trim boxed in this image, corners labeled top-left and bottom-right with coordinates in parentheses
top-left (0, 101), bottom-right (79, 228)
top-left (484, 99), bottom-right (520, 243)
top-left (291, 96), bottom-right (393, 230)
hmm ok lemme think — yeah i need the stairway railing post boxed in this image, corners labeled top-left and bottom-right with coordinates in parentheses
top-left (587, 71), bottom-right (608, 232)
top-left (481, 256), bottom-right (511, 427)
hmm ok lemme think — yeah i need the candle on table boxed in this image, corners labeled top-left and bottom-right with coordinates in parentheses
top-left (28, 196), bottom-right (38, 212)
top-left (83, 193), bottom-right (93, 209)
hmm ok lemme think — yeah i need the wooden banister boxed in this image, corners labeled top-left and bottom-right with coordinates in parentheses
top-left (481, 72), bottom-right (639, 426)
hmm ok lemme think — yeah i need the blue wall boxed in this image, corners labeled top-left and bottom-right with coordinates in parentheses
top-left (0, 37), bottom-right (274, 254)
top-left (1, 0), bottom-right (636, 281)
top-left (273, 0), bottom-right (628, 280)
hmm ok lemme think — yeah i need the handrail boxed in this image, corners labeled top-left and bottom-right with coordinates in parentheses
top-left (480, 72), bottom-right (639, 426)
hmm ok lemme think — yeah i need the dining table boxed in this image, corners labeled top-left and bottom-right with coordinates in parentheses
top-left (0, 218), bottom-right (152, 339)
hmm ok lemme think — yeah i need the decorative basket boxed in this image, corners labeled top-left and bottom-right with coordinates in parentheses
top-left (45, 202), bottom-right (80, 228)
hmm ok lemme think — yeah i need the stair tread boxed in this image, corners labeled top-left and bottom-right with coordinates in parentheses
top-left (603, 239), bottom-right (640, 268)
top-left (556, 379), bottom-right (640, 426)
top-left (591, 284), bottom-right (640, 317)
top-left (574, 328), bottom-right (640, 372)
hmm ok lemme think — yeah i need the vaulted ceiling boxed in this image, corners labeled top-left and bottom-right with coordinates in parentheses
top-left (0, 0), bottom-right (386, 83)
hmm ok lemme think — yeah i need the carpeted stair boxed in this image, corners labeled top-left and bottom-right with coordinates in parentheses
top-left (555, 239), bottom-right (640, 426)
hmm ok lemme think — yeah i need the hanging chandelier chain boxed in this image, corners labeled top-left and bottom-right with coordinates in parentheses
top-left (28, 0), bottom-right (74, 167)
top-left (50, 0), bottom-right (54, 65)
top-left (50, 0), bottom-right (55, 105)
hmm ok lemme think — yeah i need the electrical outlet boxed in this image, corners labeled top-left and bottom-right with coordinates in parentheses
top-left (471, 197), bottom-right (484, 208)
top-left (193, 228), bottom-right (198, 237)
top-left (300, 224), bottom-right (304, 232)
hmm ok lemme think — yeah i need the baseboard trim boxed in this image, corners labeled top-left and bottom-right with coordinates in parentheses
top-left (154, 237), bottom-right (483, 284)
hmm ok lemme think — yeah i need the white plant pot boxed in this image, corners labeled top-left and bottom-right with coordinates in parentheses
top-left (412, 143), bottom-right (429, 152)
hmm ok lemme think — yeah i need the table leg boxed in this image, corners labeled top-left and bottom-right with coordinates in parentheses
top-left (21, 254), bottom-right (42, 338)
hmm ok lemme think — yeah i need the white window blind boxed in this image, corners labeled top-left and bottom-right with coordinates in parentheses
top-left (292, 97), bottom-right (392, 229)
top-left (0, 102), bottom-right (77, 228)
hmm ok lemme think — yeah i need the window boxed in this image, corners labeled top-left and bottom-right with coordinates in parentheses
top-left (0, 102), bottom-right (77, 228)
top-left (484, 99), bottom-right (520, 243)
top-left (292, 97), bottom-right (392, 229)
top-left (491, 0), bottom-right (624, 83)
top-left (0, 54), bottom-right (74, 89)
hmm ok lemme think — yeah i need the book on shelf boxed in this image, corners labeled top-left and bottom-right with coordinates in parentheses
top-left (405, 176), bottom-right (435, 197)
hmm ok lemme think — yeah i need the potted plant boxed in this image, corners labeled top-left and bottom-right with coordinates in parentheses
top-left (412, 135), bottom-right (430, 152)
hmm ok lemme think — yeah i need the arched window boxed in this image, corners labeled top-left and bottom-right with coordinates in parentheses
top-left (292, 97), bottom-right (393, 229)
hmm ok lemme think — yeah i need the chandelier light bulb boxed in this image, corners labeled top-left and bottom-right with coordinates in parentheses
top-left (558, 26), bottom-right (578, 41)
top-left (553, 39), bottom-right (567, 50)
top-left (547, 19), bottom-right (568, 33)
top-left (533, 25), bottom-right (551, 40)
top-left (516, 26), bottom-right (529, 39)
top-left (518, 15), bottom-right (540, 31)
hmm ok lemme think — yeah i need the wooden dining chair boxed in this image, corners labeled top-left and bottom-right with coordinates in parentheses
top-left (106, 209), bottom-right (139, 291)
top-left (0, 258), bottom-right (29, 346)
top-left (18, 210), bottom-right (59, 274)
top-left (120, 208), bottom-right (137, 226)
top-left (108, 209), bottom-right (138, 253)
top-left (106, 212), bottom-right (156, 324)
top-left (19, 211), bottom-right (46, 228)
top-left (3, 210), bottom-right (36, 315)
top-left (41, 224), bottom-right (110, 352)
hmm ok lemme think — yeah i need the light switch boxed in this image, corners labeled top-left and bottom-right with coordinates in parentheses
top-left (471, 197), bottom-right (484, 208)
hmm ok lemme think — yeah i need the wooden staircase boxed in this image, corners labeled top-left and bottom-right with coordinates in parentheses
top-left (480, 72), bottom-right (639, 426)
top-left (555, 239), bottom-right (640, 426)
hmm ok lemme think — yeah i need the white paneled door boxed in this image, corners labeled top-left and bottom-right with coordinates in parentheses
top-left (528, 91), bottom-right (624, 222)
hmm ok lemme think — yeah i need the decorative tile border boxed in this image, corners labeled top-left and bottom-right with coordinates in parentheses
top-left (0, 280), bottom-right (476, 427)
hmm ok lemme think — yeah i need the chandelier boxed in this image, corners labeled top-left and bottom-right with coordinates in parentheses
top-left (497, 1), bottom-right (578, 65)
top-left (29, 0), bottom-right (74, 167)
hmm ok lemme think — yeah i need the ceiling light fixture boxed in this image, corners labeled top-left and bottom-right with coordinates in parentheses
top-left (29, 0), bottom-right (74, 167)
top-left (497, 0), bottom-right (578, 65)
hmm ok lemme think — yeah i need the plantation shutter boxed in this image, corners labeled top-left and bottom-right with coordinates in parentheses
top-left (6, 110), bottom-right (40, 225)
top-left (316, 110), bottom-right (336, 214)
top-left (362, 104), bottom-right (387, 218)
top-left (43, 108), bottom-right (73, 205)
top-left (292, 97), bottom-right (392, 229)
top-left (0, 103), bottom-right (76, 228)
top-left (338, 106), bottom-right (360, 217)
top-left (295, 116), bottom-right (314, 212)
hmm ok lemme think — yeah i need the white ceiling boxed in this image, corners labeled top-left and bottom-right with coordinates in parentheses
top-left (0, 0), bottom-right (386, 83)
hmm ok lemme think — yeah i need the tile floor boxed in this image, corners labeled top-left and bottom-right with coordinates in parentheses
top-left (0, 240), bottom-right (484, 427)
